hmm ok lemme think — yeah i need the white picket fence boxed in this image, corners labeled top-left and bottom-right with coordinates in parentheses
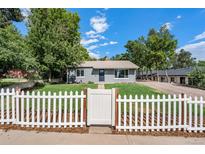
top-left (0, 88), bottom-right (86, 128)
top-left (116, 94), bottom-right (205, 132)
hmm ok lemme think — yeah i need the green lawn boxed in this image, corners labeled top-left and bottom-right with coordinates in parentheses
top-left (0, 78), bottom-right (28, 88)
top-left (105, 83), bottom-right (165, 97)
top-left (34, 83), bottom-right (97, 93)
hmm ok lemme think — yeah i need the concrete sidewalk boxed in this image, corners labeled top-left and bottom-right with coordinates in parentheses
top-left (0, 130), bottom-right (205, 145)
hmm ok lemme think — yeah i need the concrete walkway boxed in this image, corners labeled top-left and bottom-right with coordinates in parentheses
top-left (138, 81), bottom-right (205, 98)
top-left (0, 130), bottom-right (205, 145)
top-left (98, 84), bottom-right (105, 89)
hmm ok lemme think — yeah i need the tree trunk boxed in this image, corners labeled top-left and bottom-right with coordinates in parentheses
top-left (156, 68), bottom-right (159, 82)
top-left (165, 69), bottom-right (169, 83)
top-left (48, 71), bottom-right (52, 82)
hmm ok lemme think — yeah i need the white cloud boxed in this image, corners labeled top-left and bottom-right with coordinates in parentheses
top-left (162, 22), bottom-right (173, 30)
top-left (87, 45), bottom-right (99, 51)
top-left (109, 41), bottom-right (118, 45)
top-left (176, 15), bottom-right (182, 19)
top-left (192, 32), bottom-right (205, 42)
top-left (177, 41), bottom-right (205, 60)
top-left (90, 16), bottom-right (109, 33)
top-left (89, 51), bottom-right (100, 59)
top-left (20, 8), bottom-right (31, 17)
top-left (85, 30), bottom-right (96, 36)
top-left (100, 42), bottom-right (109, 46)
top-left (20, 8), bottom-right (31, 22)
top-left (80, 38), bottom-right (99, 46)
top-left (105, 51), bottom-right (110, 55)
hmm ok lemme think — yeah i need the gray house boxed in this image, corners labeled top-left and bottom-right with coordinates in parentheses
top-left (67, 60), bottom-right (138, 83)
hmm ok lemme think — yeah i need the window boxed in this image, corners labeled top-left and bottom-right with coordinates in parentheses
top-left (171, 77), bottom-right (175, 82)
top-left (115, 69), bottom-right (128, 78)
top-left (76, 69), bottom-right (84, 77)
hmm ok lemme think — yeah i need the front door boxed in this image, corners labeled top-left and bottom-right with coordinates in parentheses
top-left (99, 69), bottom-right (105, 82)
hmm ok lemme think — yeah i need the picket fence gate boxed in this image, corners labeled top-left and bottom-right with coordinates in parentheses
top-left (0, 88), bottom-right (86, 128)
top-left (115, 94), bottom-right (205, 132)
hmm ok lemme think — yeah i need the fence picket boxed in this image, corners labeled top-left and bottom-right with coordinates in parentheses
top-left (184, 94), bottom-right (187, 132)
top-left (47, 91), bottom-right (51, 128)
top-left (151, 95), bottom-right (154, 131)
top-left (64, 91), bottom-right (68, 128)
top-left (173, 94), bottom-right (176, 131)
top-left (80, 91), bottom-right (83, 127)
top-left (157, 95), bottom-right (160, 131)
top-left (1, 89), bottom-right (4, 124)
top-left (31, 91), bottom-right (35, 128)
top-left (194, 96), bottom-right (198, 133)
top-left (69, 91), bottom-right (73, 128)
top-left (16, 91), bottom-right (19, 124)
top-left (12, 88), bottom-right (15, 123)
top-left (146, 95), bottom-right (149, 132)
top-left (168, 94), bottom-right (171, 131)
top-left (189, 96), bottom-right (192, 132)
top-left (118, 95), bottom-right (121, 131)
top-left (42, 91), bottom-right (46, 128)
top-left (53, 92), bottom-right (56, 128)
top-left (123, 95), bottom-right (127, 131)
top-left (21, 91), bottom-right (24, 127)
top-left (135, 95), bottom-right (138, 132)
top-left (58, 91), bottom-right (62, 128)
top-left (200, 96), bottom-right (203, 133)
top-left (162, 95), bottom-right (166, 131)
top-left (129, 95), bottom-right (132, 132)
top-left (6, 89), bottom-right (9, 124)
top-left (140, 95), bottom-right (143, 132)
top-left (75, 91), bottom-right (78, 127)
top-left (37, 91), bottom-right (40, 128)
top-left (26, 91), bottom-right (30, 127)
top-left (179, 94), bottom-right (182, 130)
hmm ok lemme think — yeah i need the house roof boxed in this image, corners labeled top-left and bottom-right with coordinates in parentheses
top-left (140, 67), bottom-right (194, 76)
top-left (78, 60), bottom-right (138, 69)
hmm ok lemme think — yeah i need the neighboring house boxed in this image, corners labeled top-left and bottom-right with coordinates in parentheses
top-left (139, 67), bottom-right (194, 85)
top-left (67, 60), bottom-right (138, 83)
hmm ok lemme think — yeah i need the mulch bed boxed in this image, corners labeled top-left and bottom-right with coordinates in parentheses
top-left (112, 129), bottom-right (205, 138)
top-left (0, 124), bottom-right (88, 133)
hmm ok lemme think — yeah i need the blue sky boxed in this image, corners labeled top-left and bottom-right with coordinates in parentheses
top-left (14, 8), bottom-right (205, 60)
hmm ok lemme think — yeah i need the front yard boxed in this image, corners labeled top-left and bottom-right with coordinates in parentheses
top-left (105, 83), bottom-right (165, 96)
top-left (34, 83), bottom-right (97, 93)
top-left (0, 78), bottom-right (28, 88)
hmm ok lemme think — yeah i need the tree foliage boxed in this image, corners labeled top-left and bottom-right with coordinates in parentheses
top-left (0, 25), bottom-right (37, 71)
top-left (173, 49), bottom-right (196, 69)
top-left (0, 9), bottom-right (24, 28)
top-left (27, 9), bottom-right (89, 80)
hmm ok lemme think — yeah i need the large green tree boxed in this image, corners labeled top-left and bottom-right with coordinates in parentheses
top-left (146, 26), bottom-right (177, 81)
top-left (0, 25), bottom-right (37, 71)
top-left (0, 9), bottom-right (24, 28)
top-left (0, 9), bottom-right (36, 73)
top-left (27, 9), bottom-right (89, 81)
top-left (173, 49), bottom-right (196, 69)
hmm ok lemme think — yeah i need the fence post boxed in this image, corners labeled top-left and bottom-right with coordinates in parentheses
top-left (181, 93), bottom-right (185, 129)
top-left (115, 88), bottom-right (119, 129)
top-left (83, 89), bottom-right (87, 127)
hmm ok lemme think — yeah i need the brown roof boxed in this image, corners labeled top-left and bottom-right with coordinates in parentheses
top-left (78, 60), bottom-right (138, 69)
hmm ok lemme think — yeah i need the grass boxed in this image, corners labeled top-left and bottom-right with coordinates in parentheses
top-left (34, 83), bottom-right (97, 93)
top-left (105, 83), bottom-right (165, 97)
top-left (0, 78), bottom-right (28, 88)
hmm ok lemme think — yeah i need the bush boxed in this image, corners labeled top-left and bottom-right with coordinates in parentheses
top-left (88, 81), bottom-right (94, 84)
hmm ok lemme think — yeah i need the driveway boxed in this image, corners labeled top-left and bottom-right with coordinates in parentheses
top-left (0, 129), bottom-right (205, 145)
top-left (138, 81), bottom-right (205, 98)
